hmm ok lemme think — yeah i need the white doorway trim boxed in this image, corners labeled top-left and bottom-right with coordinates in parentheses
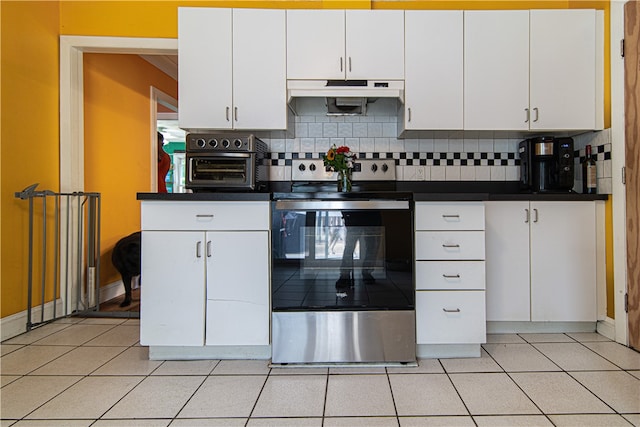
top-left (150, 87), bottom-right (178, 191)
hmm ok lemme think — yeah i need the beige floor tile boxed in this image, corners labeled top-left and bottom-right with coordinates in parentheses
top-left (25, 376), bottom-right (142, 419)
top-left (178, 375), bottom-right (266, 418)
top-left (570, 371), bottom-right (640, 413)
top-left (566, 332), bottom-right (612, 342)
top-left (2, 323), bottom-right (71, 345)
top-left (519, 333), bottom-right (574, 343)
top-left (91, 346), bottom-right (162, 375)
top-left (252, 375), bottom-right (326, 417)
top-left (533, 343), bottom-right (620, 371)
top-left (103, 376), bottom-right (205, 419)
top-left (1, 375), bottom-right (20, 387)
top-left (122, 318), bottom-right (140, 326)
top-left (247, 417), bottom-right (323, 426)
top-left (482, 344), bottom-right (561, 372)
top-left (323, 416), bottom-right (398, 426)
top-left (92, 420), bottom-right (170, 427)
top-left (630, 371), bottom-right (640, 380)
top-left (510, 372), bottom-right (613, 414)
top-left (0, 375), bottom-right (81, 419)
top-left (549, 414), bottom-right (636, 426)
top-left (84, 325), bottom-right (140, 346)
top-left (151, 359), bottom-right (219, 375)
top-left (449, 373), bottom-right (540, 415)
top-left (622, 414), bottom-right (640, 426)
top-left (30, 346), bottom-right (124, 375)
top-left (78, 317), bottom-right (127, 325)
top-left (33, 324), bottom-right (115, 346)
top-left (170, 419), bottom-right (247, 426)
top-left (211, 359), bottom-right (271, 375)
top-left (329, 366), bottom-right (387, 374)
top-left (1, 344), bottom-right (24, 356)
top-left (387, 358), bottom-right (444, 374)
top-left (485, 334), bottom-right (526, 344)
top-left (398, 416), bottom-right (475, 426)
top-left (0, 345), bottom-right (74, 375)
top-left (325, 374), bottom-right (395, 417)
top-left (581, 341), bottom-right (640, 370)
top-left (440, 349), bottom-right (503, 373)
top-left (11, 420), bottom-right (93, 426)
top-left (473, 415), bottom-right (553, 426)
top-left (390, 373), bottom-right (467, 416)
top-left (269, 366), bottom-right (329, 375)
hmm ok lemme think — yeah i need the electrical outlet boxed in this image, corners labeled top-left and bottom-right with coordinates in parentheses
top-left (416, 167), bottom-right (425, 181)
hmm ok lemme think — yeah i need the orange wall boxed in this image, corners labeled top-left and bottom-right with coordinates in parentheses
top-left (83, 53), bottom-right (177, 286)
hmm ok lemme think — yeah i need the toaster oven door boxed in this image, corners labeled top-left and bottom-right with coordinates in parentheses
top-left (187, 153), bottom-right (254, 189)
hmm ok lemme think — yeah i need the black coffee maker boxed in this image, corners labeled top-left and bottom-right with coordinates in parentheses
top-left (519, 137), bottom-right (574, 192)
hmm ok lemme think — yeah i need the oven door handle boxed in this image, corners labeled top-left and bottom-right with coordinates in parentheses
top-left (274, 200), bottom-right (409, 211)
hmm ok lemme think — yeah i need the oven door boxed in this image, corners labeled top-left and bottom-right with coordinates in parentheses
top-left (186, 152), bottom-right (254, 189)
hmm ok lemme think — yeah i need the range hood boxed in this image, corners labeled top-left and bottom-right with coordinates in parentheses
top-left (287, 80), bottom-right (405, 107)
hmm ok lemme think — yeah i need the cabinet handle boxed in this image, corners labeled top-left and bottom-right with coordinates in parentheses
top-left (234, 107), bottom-right (238, 122)
top-left (443, 308), bottom-right (461, 313)
top-left (340, 57), bottom-right (343, 72)
top-left (348, 57), bottom-right (352, 72)
top-left (525, 208), bottom-right (530, 223)
top-left (442, 244), bottom-right (460, 248)
top-left (206, 241), bottom-right (212, 258)
top-left (226, 106), bottom-right (230, 121)
top-left (408, 108), bottom-right (411, 122)
top-left (196, 214), bottom-right (214, 219)
top-left (533, 208), bottom-right (539, 223)
top-left (442, 274), bottom-right (461, 279)
top-left (196, 241), bottom-right (202, 258)
top-left (442, 214), bottom-right (460, 219)
top-left (525, 108), bottom-right (530, 123)
top-left (533, 107), bottom-right (539, 122)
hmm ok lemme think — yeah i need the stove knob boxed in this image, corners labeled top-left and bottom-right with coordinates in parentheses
top-left (298, 163), bottom-right (306, 171)
top-left (382, 163), bottom-right (389, 172)
top-left (234, 139), bottom-right (243, 149)
top-left (309, 164), bottom-right (316, 171)
top-left (196, 138), bottom-right (206, 148)
top-left (371, 163), bottom-right (378, 173)
top-left (222, 139), bottom-right (230, 149)
top-left (208, 139), bottom-right (218, 148)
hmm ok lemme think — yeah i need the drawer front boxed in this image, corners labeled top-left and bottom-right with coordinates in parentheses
top-left (416, 231), bottom-right (485, 260)
top-left (141, 201), bottom-right (270, 231)
top-left (416, 291), bottom-right (486, 344)
top-left (416, 261), bottom-right (486, 290)
top-left (416, 202), bottom-right (485, 231)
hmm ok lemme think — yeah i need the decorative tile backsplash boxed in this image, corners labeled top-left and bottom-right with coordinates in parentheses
top-left (258, 98), bottom-right (612, 194)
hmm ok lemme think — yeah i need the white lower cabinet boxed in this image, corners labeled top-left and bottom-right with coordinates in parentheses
top-left (140, 201), bottom-right (270, 348)
top-left (415, 202), bottom-right (486, 347)
top-left (485, 201), bottom-right (597, 322)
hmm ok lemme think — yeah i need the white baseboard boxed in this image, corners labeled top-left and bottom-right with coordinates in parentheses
top-left (0, 299), bottom-right (64, 341)
top-left (596, 317), bottom-right (616, 340)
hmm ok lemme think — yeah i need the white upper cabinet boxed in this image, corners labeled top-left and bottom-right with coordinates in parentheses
top-left (529, 9), bottom-right (598, 130)
top-left (403, 10), bottom-right (463, 130)
top-left (464, 10), bottom-right (530, 130)
top-left (178, 8), bottom-right (287, 130)
top-left (286, 9), bottom-right (404, 80)
top-left (464, 9), bottom-right (601, 131)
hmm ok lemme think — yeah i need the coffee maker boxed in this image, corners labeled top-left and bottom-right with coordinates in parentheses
top-left (519, 137), bottom-right (574, 192)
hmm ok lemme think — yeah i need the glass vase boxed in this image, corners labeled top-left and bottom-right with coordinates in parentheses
top-left (337, 169), bottom-right (352, 192)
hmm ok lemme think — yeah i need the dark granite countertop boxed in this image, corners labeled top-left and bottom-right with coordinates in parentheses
top-left (137, 181), bottom-right (608, 202)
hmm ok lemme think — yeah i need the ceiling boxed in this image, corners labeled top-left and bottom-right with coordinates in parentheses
top-left (140, 54), bottom-right (178, 80)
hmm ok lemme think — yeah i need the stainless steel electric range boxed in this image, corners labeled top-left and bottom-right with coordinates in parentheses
top-left (271, 159), bottom-right (415, 365)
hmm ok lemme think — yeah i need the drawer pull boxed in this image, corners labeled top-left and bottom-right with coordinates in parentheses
top-left (442, 244), bottom-right (460, 248)
top-left (196, 214), bottom-right (214, 218)
top-left (442, 214), bottom-right (460, 219)
top-left (443, 308), bottom-right (461, 313)
top-left (442, 274), bottom-right (460, 279)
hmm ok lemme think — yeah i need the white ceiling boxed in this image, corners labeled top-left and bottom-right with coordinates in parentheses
top-left (140, 54), bottom-right (178, 80)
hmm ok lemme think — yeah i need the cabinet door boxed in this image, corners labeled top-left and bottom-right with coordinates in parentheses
top-left (206, 231), bottom-right (269, 345)
top-left (286, 10), bottom-right (345, 80)
top-left (416, 291), bottom-right (486, 344)
top-left (140, 231), bottom-right (206, 346)
top-left (464, 10), bottom-right (530, 130)
top-left (178, 8), bottom-right (233, 129)
top-left (233, 9), bottom-right (287, 130)
top-left (404, 11), bottom-right (463, 130)
top-left (529, 10), bottom-right (597, 130)
top-left (530, 202), bottom-right (597, 321)
top-left (346, 10), bottom-right (404, 80)
top-left (485, 201), bottom-right (531, 321)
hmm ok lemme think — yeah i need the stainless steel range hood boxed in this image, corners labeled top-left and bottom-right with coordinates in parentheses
top-left (287, 80), bottom-right (404, 115)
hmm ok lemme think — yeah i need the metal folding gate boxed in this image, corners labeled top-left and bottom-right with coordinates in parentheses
top-left (14, 183), bottom-right (111, 331)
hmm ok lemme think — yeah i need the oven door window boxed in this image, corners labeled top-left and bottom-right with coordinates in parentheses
top-left (190, 157), bottom-right (249, 183)
top-left (272, 208), bottom-right (413, 311)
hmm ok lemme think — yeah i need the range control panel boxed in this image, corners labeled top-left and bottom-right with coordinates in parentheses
top-left (291, 159), bottom-right (396, 181)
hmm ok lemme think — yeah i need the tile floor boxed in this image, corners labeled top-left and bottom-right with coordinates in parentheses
top-left (1, 317), bottom-right (640, 426)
